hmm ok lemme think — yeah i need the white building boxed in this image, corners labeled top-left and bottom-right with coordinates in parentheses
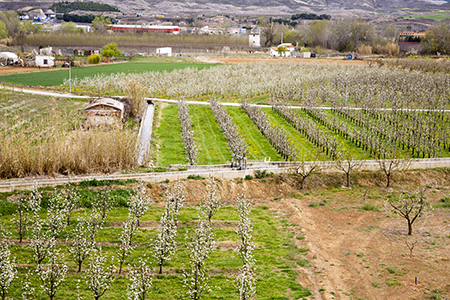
top-left (36, 55), bottom-right (55, 67)
top-left (249, 32), bottom-right (260, 48)
top-left (156, 47), bottom-right (172, 57)
top-left (0, 52), bottom-right (20, 64)
top-left (270, 43), bottom-right (295, 57)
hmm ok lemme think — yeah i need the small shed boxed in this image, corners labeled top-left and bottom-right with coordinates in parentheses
top-left (156, 47), bottom-right (172, 57)
top-left (84, 98), bottom-right (125, 127)
top-left (36, 55), bottom-right (55, 67)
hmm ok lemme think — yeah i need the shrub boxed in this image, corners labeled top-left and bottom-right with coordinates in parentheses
top-left (357, 44), bottom-right (373, 55)
top-left (362, 202), bottom-right (381, 212)
top-left (254, 170), bottom-right (274, 179)
top-left (245, 175), bottom-right (254, 180)
top-left (87, 54), bottom-right (101, 64)
top-left (187, 174), bottom-right (205, 180)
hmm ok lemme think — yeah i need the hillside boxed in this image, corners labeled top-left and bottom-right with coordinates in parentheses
top-left (1, 0), bottom-right (450, 16)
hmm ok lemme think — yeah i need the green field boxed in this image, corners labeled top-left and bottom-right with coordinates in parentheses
top-left (189, 105), bottom-right (232, 165)
top-left (0, 181), bottom-right (311, 299)
top-left (151, 104), bottom-right (188, 166)
top-left (226, 107), bottom-right (283, 161)
top-left (0, 61), bottom-right (214, 87)
top-left (402, 14), bottom-right (450, 21)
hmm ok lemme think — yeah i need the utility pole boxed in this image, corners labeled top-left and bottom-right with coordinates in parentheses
top-left (69, 60), bottom-right (71, 94)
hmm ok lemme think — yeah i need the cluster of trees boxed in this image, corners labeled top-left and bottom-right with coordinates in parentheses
top-left (258, 15), bottom-right (397, 52)
top-left (272, 13), bottom-right (331, 28)
top-left (0, 180), bottom-right (257, 300)
top-left (0, 11), bottom-right (40, 40)
top-left (50, 1), bottom-right (120, 14)
top-left (178, 100), bottom-right (198, 165)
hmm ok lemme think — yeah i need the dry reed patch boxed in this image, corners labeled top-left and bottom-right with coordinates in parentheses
top-left (0, 91), bottom-right (139, 179)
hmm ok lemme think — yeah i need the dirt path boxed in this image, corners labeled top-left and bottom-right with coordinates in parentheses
top-left (280, 193), bottom-right (450, 300)
top-left (0, 66), bottom-right (41, 74)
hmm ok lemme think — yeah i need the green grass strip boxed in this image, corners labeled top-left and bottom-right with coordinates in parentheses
top-left (226, 106), bottom-right (283, 161)
top-left (0, 62), bottom-right (214, 87)
top-left (189, 105), bottom-right (232, 165)
top-left (264, 108), bottom-right (328, 160)
top-left (152, 104), bottom-right (188, 166)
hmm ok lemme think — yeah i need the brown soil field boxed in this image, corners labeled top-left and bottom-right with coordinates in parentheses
top-left (142, 169), bottom-right (450, 300)
top-left (214, 57), bottom-right (368, 66)
top-left (0, 66), bottom-right (41, 75)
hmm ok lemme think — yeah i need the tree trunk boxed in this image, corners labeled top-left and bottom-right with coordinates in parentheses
top-left (386, 174), bottom-right (391, 187)
top-left (346, 172), bottom-right (350, 187)
top-left (78, 262), bottom-right (82, 273)
top-left (408, 220), bottom-right (412, 235)
top-left (159, 263), bottom-right (163, 274)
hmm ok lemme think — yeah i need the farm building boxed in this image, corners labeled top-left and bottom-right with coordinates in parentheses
top-left (270, 43), bottom-right (295, 57)
top-left (35, 55), bottom-right (55, 67)
top-left (156, 47), bottom-right (172, 56)
top-left (84, 98), bottom-right (125, 127)
top-left (249, 31), bottom-right (261, 48)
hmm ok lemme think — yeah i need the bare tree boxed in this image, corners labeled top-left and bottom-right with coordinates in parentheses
top-left (151, 208), bottom-right (177, 274)
top-left (118, 219), bottom-right (137, 274)
top-left (376, 151), bottom-right (410, 187)
top-left (0, 228), bottom-right (16, 300)
top-left (37, 246), bottom-right (68, 300)
top-left (202, 178), bottom-right (221, 225)
top-left (405, 239), bottom-right (418, 259)
top-left (68, 217), bottom-right (94, 272)
top-left (385, 188), bottom-right (429, 235)
top-left (129, 185), bottom-right (151, 227)
top-left (127, 256), bottom-right (153, 300)
top-left (86, 248), bottom-right (116, 300)
top-left (182, 219), bottom-right (215, 300)
top-left (294, 155), bottom-right (321, 190)
top-left (12, 197), bottom-right (30, 243)
top-left (258, 16), bottom-right (285, 47)
top-left (335, 150), bottom-right (362, 187)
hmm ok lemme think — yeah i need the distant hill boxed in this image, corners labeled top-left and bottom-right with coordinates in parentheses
top-left (1, 0), bottom-right (450, 17)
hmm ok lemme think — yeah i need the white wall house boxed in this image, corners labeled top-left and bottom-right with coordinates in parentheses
top-left (36, 55), bottom-right (55, 67)
top-left (270, 43), bottom-right (295, 57)
top-left (156, 47), bottom-right (172, 57)
top-left (249, 32), bottom-right (260, 48)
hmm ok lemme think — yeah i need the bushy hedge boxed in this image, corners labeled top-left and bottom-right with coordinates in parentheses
top-left (87, 53), bottom-right (101, 64)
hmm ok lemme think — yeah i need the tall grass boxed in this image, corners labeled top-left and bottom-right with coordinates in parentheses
top-left (0, 92), bottom-right (138, 179)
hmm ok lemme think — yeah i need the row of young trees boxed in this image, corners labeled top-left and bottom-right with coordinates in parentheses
top-left (178, 100), bottom-right (198, 165)
top-left (0, 180), bottom-right (257, 300)
top-left (242, 100), bottom-right (297, 161)
top-left (210, 97), bottom-right (248, 158)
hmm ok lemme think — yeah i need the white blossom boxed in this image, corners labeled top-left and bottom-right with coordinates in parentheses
top-left (202, 178), bottom-right (221, 225)
top-left (117, 219), bottom-right (137, 274)
top-left (182, 219), bottom-right (215, 300)
top-left (0, 229), bottom-right (16, 300)
top-left (37, 246), bottom-right (68, 300)
top-left (129, 184), bottom-right (151, 227)
top-left (151, 209), bottom-right (177, 274)
top-left (68, 217), bottom-right (94, 272)
top-left (86, 248), bottom-right (116, 300)
top-left (127, 256), bottom-right (153, 300)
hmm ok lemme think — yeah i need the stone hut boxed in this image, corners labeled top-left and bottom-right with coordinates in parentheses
top-left (84, 98), bottom-right (125, 127)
